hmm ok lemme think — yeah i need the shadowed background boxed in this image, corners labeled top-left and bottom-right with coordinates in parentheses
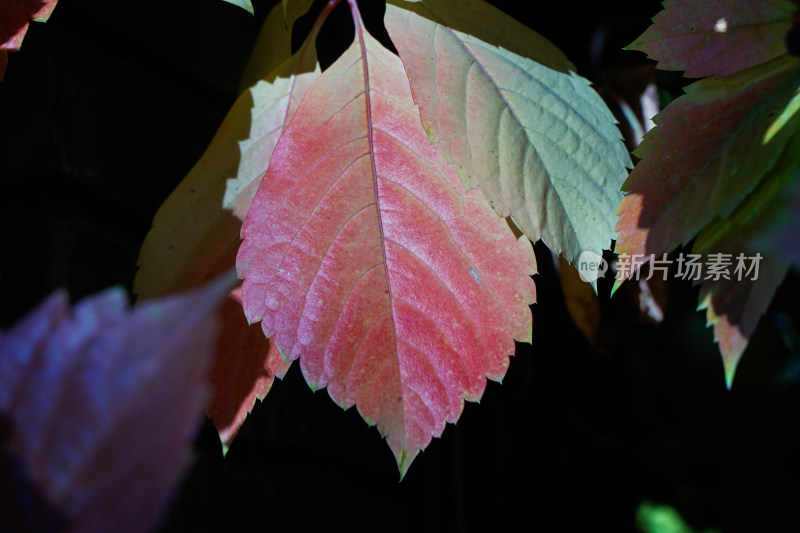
top-left (1, 1), bottom-right (799, 531)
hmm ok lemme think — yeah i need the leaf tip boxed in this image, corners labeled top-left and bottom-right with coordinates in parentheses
top-left (724, 372), bottom-right (734, 391)
top-left (623, 38), bottom-right (643, 54)
top-left (396, 448), bottom-right (411, 481)
top-left (721, 343), bottom-right (745, 391)
top-left (723, 359), bottom-right (738, 391)
top-left (517, 322), bottom-right (533, 345)
top-left (610, 277), bottom-right (625, 297)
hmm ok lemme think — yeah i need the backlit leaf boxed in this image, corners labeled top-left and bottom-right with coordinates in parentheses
top-left (628, 0), bottom-right (796, 78)
top-left (384, 0), bottom-right (632, 267)
top-left (238, 3), bottom-right (536, 476)
top-left (0, 275), bottom-right (233, 532)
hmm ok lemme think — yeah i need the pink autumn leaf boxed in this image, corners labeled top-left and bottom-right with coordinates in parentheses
top-left (0, 274), bottom-right (233, 533)
top-left (237, 0), bottom-right (536, 477)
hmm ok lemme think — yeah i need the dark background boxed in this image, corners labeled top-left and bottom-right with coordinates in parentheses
top-left (2, 0), bottom-right (800, 531)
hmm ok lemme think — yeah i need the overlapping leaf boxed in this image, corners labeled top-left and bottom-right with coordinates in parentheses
top-left (135, 13), bottom-right (318, 295)
top-left (384, 0), bottom-right (632, 268)
top-left (616, 55), bottom-right (800, 270)
top-left (0, 275), bottom-right (232, 532)
top-left (693, 135), bottom-right (800, 387)
top-left (224, 43), bottom-right (321, 220)
top-left (207, 289), bottom-right (289, 453)
top-left (282, 0), bottom-right (316, 33)
top-left (135, 13), bottom-right (321, 448)
top-left (239, 2), bottom-right (294, 91)
top-left (0, 0), bottom-right (58, 80)
top-left (629, 0), bottom-right (796, 78)
top-left (616, 0), bottom-right (800, 386)
top-left (237, 4), bottom-right (536, 476)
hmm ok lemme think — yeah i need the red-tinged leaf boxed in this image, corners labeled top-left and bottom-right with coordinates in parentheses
top-left (0, 274), bottom-right (234, 533)
top-left (1, 0), bottom-right (57, 51)
top-left (237, 3), bottom-right (536, 476)
top-left (224, 42), bottom-right (322, 220)
top-left (615, 55), bottom-right (800, 276)
top-left (629, 0), bottom-right (796, 79)
top-left (384, 0), bottom-right (632, 270)
top-left (693, 135), bottom-right (800, 387)
top-left (207, 289), bottom-right (290, 453)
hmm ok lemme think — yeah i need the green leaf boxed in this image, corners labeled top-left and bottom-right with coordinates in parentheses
top-left (221, 0), bottom-right (254, 14)
top-left (384, 0), bottom-right (631, 269)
